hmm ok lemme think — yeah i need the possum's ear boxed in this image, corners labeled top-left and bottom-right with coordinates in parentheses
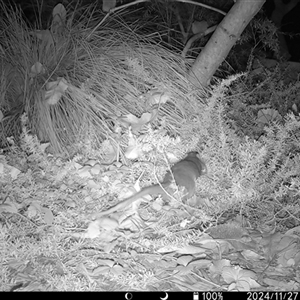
top-left (186, 151), bottom-right (199, 157)
top-left (186, 152), bottom-right (207, 176)
top-left (199, 159), bottom-right (207, 175)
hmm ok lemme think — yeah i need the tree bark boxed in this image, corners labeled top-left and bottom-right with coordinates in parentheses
top-left (188, 0), bottom-right (265, 88)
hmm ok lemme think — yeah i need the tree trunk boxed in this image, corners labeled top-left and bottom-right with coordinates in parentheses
top-left (188, 0), bottom-right (265, 87)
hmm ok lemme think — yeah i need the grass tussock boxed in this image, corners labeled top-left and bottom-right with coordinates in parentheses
top-left (0, 0), bottom-right (208, 156)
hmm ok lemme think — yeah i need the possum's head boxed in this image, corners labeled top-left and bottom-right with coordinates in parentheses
top-left (186, 151), bottom-right (207, 176)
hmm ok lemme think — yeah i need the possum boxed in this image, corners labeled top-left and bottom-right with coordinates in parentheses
top-left (91, 151), bottom-right (207, 218)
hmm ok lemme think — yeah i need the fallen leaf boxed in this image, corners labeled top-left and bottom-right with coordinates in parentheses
top-left (118, 111), bottom-right (155, 131)
top-left (44, 78), bottom-right (69, 105)
top-left (174, 264), bottom-right (194, 275)
top-left (51, 3), bottom-right (66, 34)
top-left (86, 220), bottom-right (101, 238)
top-left (0, 202), bottom-right (18, 214)
top-left (65, 200), bottom-right (76, 208)
top-left (176, 255), bottom-right (194, 266)
top-left (285, 225), bottom-right (300, 237)
top-left (96, 259), bottom-right (115, 267)
top-left (222, 265), bottom-right (260, 290)
top-left (102, 0), bottom-right (116, 12)
top-left (189, 259), bottom-right (212, 268)
top-left (77, 166), bottom-right (93, 178)
top-left (103, 240), bottom-right (118, 253)
top-left (209, 259), bottom-right (231, 274)
top-left (256, 108), bottom-right (282, 127)
top-left (148, 92), bottom-right (171, 105)
top-left (90, 164), bottom-right (102, 175)
top-left (30, 62), bottom-right (45, 76)
top-left (41, 207), bottom-right (54, 225)
top-left (241, 249), bottom-right (264, 261)
top-left (91, 266), bottom-right (110, 276)
top-left (27, 203), bottom-right (39, 218)
top-left (9, 166), bottom-right (21, 180)
top-left (110, 265), bottom-right (124, 276)
top-left (192, 20), bottom-right (208, 34)
top-left (97, 217), bottom-right (119, 231)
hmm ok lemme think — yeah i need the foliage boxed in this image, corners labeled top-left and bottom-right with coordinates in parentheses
top-left (225, 12), bottom-right (280, 73)
top-left (197, 75), bottom-right (300, 228)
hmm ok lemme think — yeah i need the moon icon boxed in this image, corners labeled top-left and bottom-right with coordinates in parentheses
top-left (125, 293), bottom-right (132, 300)
top-left (160, 292), bottom-right (168, 300)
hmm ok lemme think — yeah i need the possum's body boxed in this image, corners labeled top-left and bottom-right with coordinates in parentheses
top-left (91, 152), bottom-right (207, 218)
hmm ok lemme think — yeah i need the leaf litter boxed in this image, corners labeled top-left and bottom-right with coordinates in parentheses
top-left (1, 147), bottom-right (300, 291)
